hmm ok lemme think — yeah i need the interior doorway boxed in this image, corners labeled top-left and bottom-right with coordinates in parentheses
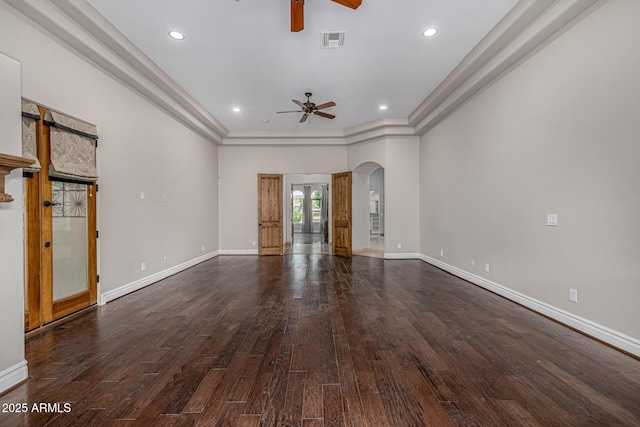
top-left (352, 163), bottom-right (384, 258)
top-left (284, 174), bottom-right (331, 255)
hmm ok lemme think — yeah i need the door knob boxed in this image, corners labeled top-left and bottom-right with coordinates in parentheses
top-left (44, 242), bottom-right (51, 248)
top-left (43, 200), bottom-right (61, 207)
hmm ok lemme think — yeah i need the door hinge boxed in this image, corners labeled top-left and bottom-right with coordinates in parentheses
top-left (96, 230), bottom-right (99, 239)
top-left (97, 274), bottom-right (100, 283)
top-left (96, 184), bottom-right (99, 192)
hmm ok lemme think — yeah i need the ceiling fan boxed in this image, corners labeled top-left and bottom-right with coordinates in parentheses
top-left (277, 92), bottom-right (336, 123)
top-left (291, 0), bottom-right (362, 32)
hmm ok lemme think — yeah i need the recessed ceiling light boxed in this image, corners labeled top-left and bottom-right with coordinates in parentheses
top-left (422, 28), bottom-right (438, 37)
top-left (168, 30), bottom-right (185, 40)
top-left (379, 105), bottom-right (388, 110)
top-left (233, 107), bottom-right (241, 112)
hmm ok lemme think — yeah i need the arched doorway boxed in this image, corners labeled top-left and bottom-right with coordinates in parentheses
top-left (352, 162), bottom-right (384, 258)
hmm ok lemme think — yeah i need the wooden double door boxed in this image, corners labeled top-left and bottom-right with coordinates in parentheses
top-left (24, 107), bottom-right (97, 331)
top-left (257, 172), bottom-right (351, 256)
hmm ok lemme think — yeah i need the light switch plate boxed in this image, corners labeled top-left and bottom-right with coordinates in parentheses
top-left (547, 214), bottom-right (558, 226)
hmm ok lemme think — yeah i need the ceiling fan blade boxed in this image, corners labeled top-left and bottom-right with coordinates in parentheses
top-left (277, 110), bottom-right (304, 114)
top-left (315, 101), bottom-right (336, 110)
top-left (314, 111), bottom-right (335, 120)
top-left (299, 113), bottom-right (310, 123)
top-left (292, 99), bottom-right (305, 109)
top-left (291, 0), bottom-right (304, 32)
top-left (331, 0), bottom-right (361, 9)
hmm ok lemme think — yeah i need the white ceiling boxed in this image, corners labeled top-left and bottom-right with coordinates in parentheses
top-left (87, 0), bottom-right (518, 133)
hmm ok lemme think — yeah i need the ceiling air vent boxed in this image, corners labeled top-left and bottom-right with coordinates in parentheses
top-left (322, 32), bottom-right (346, 48)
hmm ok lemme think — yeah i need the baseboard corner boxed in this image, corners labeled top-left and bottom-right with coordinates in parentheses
top-left (0, 360), bottom-right (28, 395)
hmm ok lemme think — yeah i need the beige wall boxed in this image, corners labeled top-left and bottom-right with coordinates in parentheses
top-left (218, 145), bottom-right (347, 251)
top-left (0, 8), bottom-right (218, 299)
top-left (420, 0), bottom-right (640, 342)
top-left (0, 52), bottom-right (27, 390)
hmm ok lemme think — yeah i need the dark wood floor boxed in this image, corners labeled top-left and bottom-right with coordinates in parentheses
top-left (2, 255), bottom-right (640, 426)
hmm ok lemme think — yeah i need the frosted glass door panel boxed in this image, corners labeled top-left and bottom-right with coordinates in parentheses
top-left (52, 182), bottom-right (88, 301)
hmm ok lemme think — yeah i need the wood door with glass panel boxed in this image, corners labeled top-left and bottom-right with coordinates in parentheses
top-left (332, 171), bottom-right (352, 256)
top-left (43, 179), bottom-right (97, 322)
top-left (258, 174), bottom-right (284, 255)
top-left (24, 105), bottom-right (98, 329)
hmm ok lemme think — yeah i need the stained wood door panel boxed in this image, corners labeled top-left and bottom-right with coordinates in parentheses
top-left (24, 174), bottom-right (41, 331)
top-left (332, 171), bottom-right (352, 256)
top-left (258, 174), bottom-right (283, 255)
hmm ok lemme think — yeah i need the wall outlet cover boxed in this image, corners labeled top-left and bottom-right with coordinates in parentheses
top-left (569, 288), bottom-right (578, 303)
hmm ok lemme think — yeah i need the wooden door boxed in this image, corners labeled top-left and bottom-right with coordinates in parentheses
top-left (258, 174), bottom-right (284, 255)
top-left (24, 106), bottom-right (98, 329)
top-left (332, 171), bottom-right (352, 256)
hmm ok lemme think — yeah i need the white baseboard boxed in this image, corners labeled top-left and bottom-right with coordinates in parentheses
top-left (99, 251), bottom-right (220, 305)
top-left (419, 254), bottom-right (640, 357)
top-left (384, 252), bottom-right (421, 260)
top-left (0, 360), bottom-right (28, 394)
top-left (219, 249), bottom-right (259, 255)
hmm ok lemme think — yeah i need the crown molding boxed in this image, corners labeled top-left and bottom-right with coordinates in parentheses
top-left (4, 0), bottom-right (227, 144)
top-left (409, 0), bottom-right (605, 135)
top-left (223, 118), bottom-right (414, 146)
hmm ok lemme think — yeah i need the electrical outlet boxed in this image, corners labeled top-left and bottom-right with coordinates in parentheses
top-left (484, 263), bottom-right (490, 273)
top-left (140, 191), bottom-right (145, 200)
top-left (163, 195), bottom-right (167, 202)
top-left (141, 262), bottom-right (146, 271)
top-left (163, 256), bottom-right (168, 264)
top-left (471, 259), bottom-right (475, 267)
top-left (547, 213), bottom-right (558, 226)
top-left (440, 249), bottom-right (444, 257)
top-left (397, 243), bottom-right (402, 249)
top-left (201, 245), bottom-right (205, 251)
top-left (569, 288), bottom-right (578, 303)
top-left (252, 241), bottom-right (256, 246)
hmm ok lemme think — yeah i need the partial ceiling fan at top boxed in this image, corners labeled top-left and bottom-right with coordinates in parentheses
top-left (291, 0), bottom-right (362, 32)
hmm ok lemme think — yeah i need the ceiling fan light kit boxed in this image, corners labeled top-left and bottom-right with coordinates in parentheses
top-left (291, 0), bottom-right (362, 33)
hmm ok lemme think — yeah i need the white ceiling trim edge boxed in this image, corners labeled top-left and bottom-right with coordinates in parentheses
top-left (4, 0), bottom-right (227, 144)
top-left (223, 118), bottom-right (413, 146)
top-left (409, 0), bottom-right (605, 135)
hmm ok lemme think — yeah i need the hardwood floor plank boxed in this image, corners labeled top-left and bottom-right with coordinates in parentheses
top-left (1, 255), bottom-right (639, 426)
top-left (322, 384), bottom-right (344, 427)
top-left (281, 370), bottom-right (305, 427)
top-left (333, 332), bottom-right (368, 427)
top-left (182, 369), bottom-right (226, 414)
top-left (214, 402), bottom-right (245, 427)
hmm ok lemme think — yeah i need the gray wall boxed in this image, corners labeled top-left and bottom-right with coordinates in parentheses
top-left (420, 0), bottom-right (640, 342)
top-left (0, 52), bottom-right (27, 391)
